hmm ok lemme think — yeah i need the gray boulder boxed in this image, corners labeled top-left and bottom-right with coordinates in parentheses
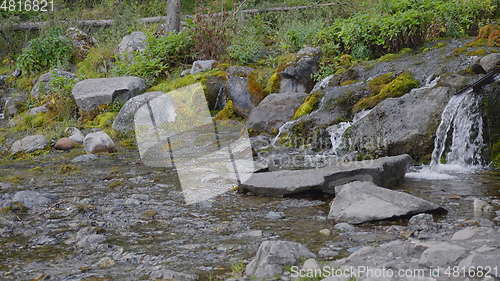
top-left (13, 191), bottom-right (52, 208)
top-left (328, 181), bottom-right (443, 224)
top-left (31, 70), bottom-right (76, 98)
top-left (245, 240), bottom-right (315, 279)
top-left (418, 242), bottom-right (466, 267)
top-left (344, 86), bottom-right (453, 161)
top-left (10, 135), bottom-right (48, 154)
top-left (226, 76), bottom-right (254, 118)
top-left (83, 131), bottom-right (116, 153)
top-left (247, 92), bottom-right (307, 134)
top-left (480, 53), bottom-right (500, 72)
top-left (240, 155), bottom-right (412, 197)
top-left (112, 91), bottom-right (165, 133)
top-left (65, 127), bottom-right (84, 144)
top-left (118, 32), bottom-right (147, 55)
top-left (72, 76), bottom-right (146, 112)
top-left (190, 60), bottom-right (217, 75)
top-left (227, 65), bottom-right (254, 77)
top-left (27, 105), bottom-right (48, 116)
top-left (3, 88), bottom-right (27, 118)
top-left (280, 47), bottom-right (320, 93)
top-left (150, 269), bottom-right (198, 281)
top-left (71, 154), bottom-right (98, 163)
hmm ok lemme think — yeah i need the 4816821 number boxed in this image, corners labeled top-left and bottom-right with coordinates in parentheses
top-left (0, 0), bottom-right (53, 12)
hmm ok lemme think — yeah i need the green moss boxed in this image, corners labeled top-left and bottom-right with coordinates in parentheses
top-left (108, 180), bottom-right (124, 189)
top-left (59, 164), bottom-right (79, 174)
top-left (0, 202), bottom-right (28, 215)
top-left (340, 80), bottom-right (358, 86)
top-left (453, 47), bottom-right (468, 56)
top-left (466, 48), bottom-right (488, 56)
top-left (354, 72), bottom-right (419, 112)
top-left (377, 53), bottom-right (400, 62)
top-left (265, 72), bottom-right (281, 94)
top-left (247, 68), bottom-right (274, 104)
top-left (367, 72), bottom-right (395, 95)
top-left (0, 175), bottom-right (23, 184)
top-left (85, 112), bottom-right (117, 128)
top-left (214, 100), bottom-right (238, 120)
top-left (465, 38), bottom-right (488, 47)
top-left (292, 92), bottom-right (323, 120)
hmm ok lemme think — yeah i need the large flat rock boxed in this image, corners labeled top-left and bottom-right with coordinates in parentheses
top-left (329, 181), bottom-right (444, 224)
top-left (239, 154), bottom-right (412, 196)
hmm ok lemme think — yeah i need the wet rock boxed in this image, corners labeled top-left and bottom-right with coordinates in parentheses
top-left (245, 240), bottom-right (315, 279)
top-left (190, 60), bottom-right (217, 75)
top-left (10, 135), bottom-right (48, 154)
top-left (346, 86), bottom-right (454, 161)
top-left (27, 105), bottom-right (48, 116)
top-left (408, 213), bottom-right (440, 239)
top-left (150, 269), bottom-right (198, 281)
top-left (246, 92), bottom-right (307, 135)
top-left (280, 47), bottom-right (320, 93)
top-left (334, 223), bottom-right (355, 232)
top-left (54, 137), bottom-right (77, 150)
top-left (473, 198), bottom-right (495, 218)
top-left (239, 155), bottom-right (411, 197)
top-left (65, 127), bottom-right (84, 144)
top-left (66, 27), bottom-right (97, 60)
top-left (265, 211), bottom-right (284, 220)
top-left (72, 76), bottom-right (146, 112)
top-left (71, 154), bottom-right (98, 163)
top-left (12, 191), bottom-right (52, 208)
top-left (31, 70), bottom-right (76, 98)
top-left (328, 181), bottom-right (443, 224)
top-left (451, 227), bottom-right (478, 241)
top-left (480, 53), bottom-right (500, 72)
top-left (458, 248), bottom-right (500, 277)
top-left (226, 76), bottom-right (254, 118)
top-left (112, 91), bottom-right (165, 132)
top-left (227, 66), bottom-right (254, 77)
top-left (418, 242), bottom-right (466, 266)
top-left (118, 31), bottom-right (147, 55)
top-left (83, 131), bottom-right (116, 153)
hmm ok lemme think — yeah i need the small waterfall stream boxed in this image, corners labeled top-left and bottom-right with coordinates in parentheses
top-left (327, 109), bottom-right (372, 156)
top-left (430, 90), bottom-right (487, 167)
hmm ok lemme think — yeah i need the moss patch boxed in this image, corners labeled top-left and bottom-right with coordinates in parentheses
top-left (465, 38), bottom-right (488, 48)
top-left (477, 24), bottom-right (500, 47)
top-left (150, 70), bottom-right (227, 93)
top-left (85, 112), bottom-right (117, 128)
top-left (292, 92), bottom-right (323, 120)
top-left (340, 80), bottom-right (358, 86)
top-left (354, 72), bottom-right (419, 112)
top-left (466, 48), bottom-right (488, 56)
top-left (367, 72), bottom-right (396, 95)
top-left (247, 68), bottom-right (275, 104)
top-left (214, 100), bottom-right (238, 120)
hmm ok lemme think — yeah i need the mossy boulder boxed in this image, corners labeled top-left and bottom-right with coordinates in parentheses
top-left (214, 100), bottom-right (238, 120)
top-left (353, 72), bottom-right (419, 112)
top-left (292, 92), bottom-right (323, 120)
top-left (279, 47), bottom-right (321, 93)
top-left (247, 68), bottom-right (276, 105)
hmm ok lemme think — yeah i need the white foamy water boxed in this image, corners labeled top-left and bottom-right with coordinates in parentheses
top-left (327, 109), bottom-right (372, 156)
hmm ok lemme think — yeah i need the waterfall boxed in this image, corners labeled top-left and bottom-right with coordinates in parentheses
top-left (327, 109), bottom-right (372, 156)
top-left (430, 89), bottom-right (485, 167)
top-left (271, 119), bottom-right (299, 146)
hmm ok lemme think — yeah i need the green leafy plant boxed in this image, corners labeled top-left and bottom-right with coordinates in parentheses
top-left (16, 28), bottom-right (73, 74)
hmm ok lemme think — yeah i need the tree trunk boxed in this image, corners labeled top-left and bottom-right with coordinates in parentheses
top-left (165, 0), bottom-right (181, 33)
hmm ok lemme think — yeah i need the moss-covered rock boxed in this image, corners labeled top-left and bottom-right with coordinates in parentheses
top-left (292, 92), bottom-right (323, 120)
top-left (354, 72), bottom-right (419, 112)
top-left (247, 68), bottom-right (275, 105)
top-left (214, 100), bottom-right (238, 120)
top-left (367, 72), bottom-right (396, 95)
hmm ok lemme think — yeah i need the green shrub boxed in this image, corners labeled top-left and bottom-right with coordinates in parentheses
top-left (113, 31), bottom-right (194, 85)
top-left (228, 17), bottom-right (267, 64)
top-left (77, 46), bottom-right (115, 79)
top-left (275, 19), bottom-right (324, 53)
top-left (16, 28), bottom-right (73, 74)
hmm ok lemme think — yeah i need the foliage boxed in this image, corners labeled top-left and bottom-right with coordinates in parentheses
top-left (227, 16), bottom-right (267, 64)
top-left (247, 68), bottom-right (275, 104)
top-left (214, 100), bottom-right (238, 120)
top-left (314, 0), bottom-right (496, 58)
top-left (191, 7), bottom-right (231, 60)
top-left (275, 18), bottom-right (324, 53)
top-left (38, 73), bottom-right (79, 122)
top-left (354, 72), bottom-right (418, 112)
top-left (16, 28), bottom-right (73, 73)
top-left (113, 31), bottom-right (194, 85)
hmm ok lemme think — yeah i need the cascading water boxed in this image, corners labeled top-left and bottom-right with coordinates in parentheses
top-left (430, 89), bottom-right (486, 167)
top-left (327, 109), bottom-right (372, 156)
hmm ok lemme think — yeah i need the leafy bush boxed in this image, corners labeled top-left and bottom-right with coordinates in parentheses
top-left (113, 31), bottom-right (194, 85)
top-left (16, 28), bottom-right (73, 73)
top-left (275, 19), bottom-right (324, 53)
top-left (314, 0), bottom-right (496, 57)
top-left (228, 16), bottom-right (268, 64)
top-left (76, 45), bottom-right (115, 79)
